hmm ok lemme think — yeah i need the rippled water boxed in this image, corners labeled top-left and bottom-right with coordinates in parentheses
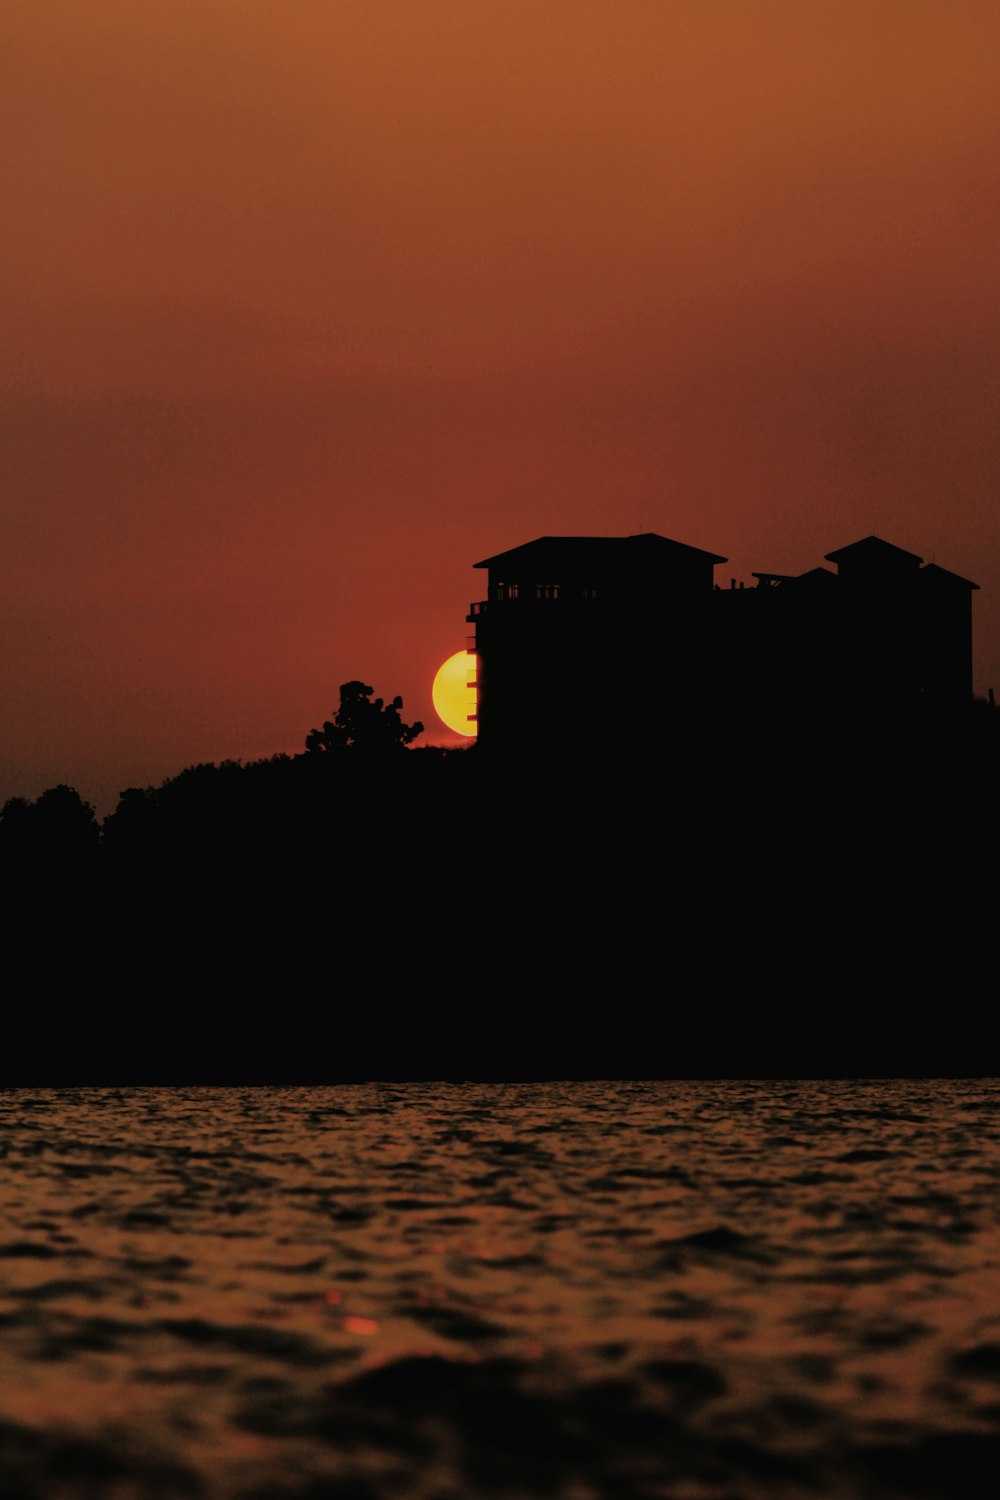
top-left (2, 1081), bottom-right (999, 1499)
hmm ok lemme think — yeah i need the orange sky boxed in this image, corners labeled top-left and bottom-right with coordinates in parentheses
top-left (5, 1), bottom-right (999, 808)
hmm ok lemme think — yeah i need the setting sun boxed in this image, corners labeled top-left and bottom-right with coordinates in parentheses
top-left (432, 651), bottom-right (478, 737)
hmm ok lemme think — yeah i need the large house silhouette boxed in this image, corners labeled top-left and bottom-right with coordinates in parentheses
top-left (467, 533), bottom-right (978, 749)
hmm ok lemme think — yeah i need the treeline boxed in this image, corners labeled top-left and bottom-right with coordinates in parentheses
top-left (2, 690), bottom-right (997, 1084)
top-left (0, 745), bottom-right (481, 876)
top-left (3, 695), bottom-right (997, 871)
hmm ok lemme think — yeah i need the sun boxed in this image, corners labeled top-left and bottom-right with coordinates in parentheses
top-left (432, 650), bottom-right (478, 737)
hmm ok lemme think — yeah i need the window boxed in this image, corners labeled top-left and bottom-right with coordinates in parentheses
top-left (535, 583), bottom-right (560, 600)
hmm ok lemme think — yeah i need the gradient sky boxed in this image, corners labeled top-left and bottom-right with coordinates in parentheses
top-left (5, 1), bottom-right (999, 809)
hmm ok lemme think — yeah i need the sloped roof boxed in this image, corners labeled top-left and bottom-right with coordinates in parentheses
top-left (474, 533), bottom-right (727, 570)
top-left (824, 536), bottom-right (924, 568)
top-left (749, 566), bottom-right (837, 592)
top-left (920, 562), bottom-right (980, 591)
top-left (787, 565), bottom-right (839, 588)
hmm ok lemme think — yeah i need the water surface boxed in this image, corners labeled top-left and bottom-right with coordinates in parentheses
top-left (1, 1081), bottom-right (999, 1498)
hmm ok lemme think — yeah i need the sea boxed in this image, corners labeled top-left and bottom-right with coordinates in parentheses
top-left (1, 1080), bottom-right (998, 1500)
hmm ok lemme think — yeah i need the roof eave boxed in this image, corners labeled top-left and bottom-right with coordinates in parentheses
top-left (824, 536), bottom-right (924, 567)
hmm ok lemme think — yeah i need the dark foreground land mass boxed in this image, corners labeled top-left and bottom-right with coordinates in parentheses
top-left (3, 709), bottom-right (998, 1084)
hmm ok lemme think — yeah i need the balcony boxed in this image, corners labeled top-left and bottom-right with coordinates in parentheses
top-left (469, 589), bottom-right (602, 624)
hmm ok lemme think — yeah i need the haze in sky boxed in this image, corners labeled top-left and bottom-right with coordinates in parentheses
top-left (5, 1), bottom-right (999, 808)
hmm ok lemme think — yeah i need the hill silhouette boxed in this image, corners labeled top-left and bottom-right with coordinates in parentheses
top-left (2, 684), bottom-right (997, 1085)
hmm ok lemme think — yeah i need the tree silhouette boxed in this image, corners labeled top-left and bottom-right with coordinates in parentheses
top-left (305, 681), bottom-right (423, 754)
top-left (0, 785), bottom-right (100, 864)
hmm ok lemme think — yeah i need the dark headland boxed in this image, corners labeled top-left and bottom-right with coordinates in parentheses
top-left (3, 716), bottom-right (996, 1085)
top-left (4, 531), bottom-right (997, 1085)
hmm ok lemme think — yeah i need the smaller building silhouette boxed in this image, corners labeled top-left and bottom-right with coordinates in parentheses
top-left (467, 532), bottom-right (978, 750)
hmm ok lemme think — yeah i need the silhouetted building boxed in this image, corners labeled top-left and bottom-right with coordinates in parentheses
top-left (467, 533), bottom-right (978, 749)
top-left (468, 535), bottom-right (726, 751)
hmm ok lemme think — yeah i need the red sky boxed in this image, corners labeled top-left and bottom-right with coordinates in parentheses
top-left (5, 1), bottom-right (999, 809)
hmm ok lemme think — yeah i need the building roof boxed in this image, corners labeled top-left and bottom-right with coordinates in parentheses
top-left (920, 562), bottom-right (980, 591)
top-left (751, 567), bottom-right (837, 589)
top-left (824, 536), bottom-right (924, 569)
top-left (474, 533), bottom-right (727, 570)
top-left (787, 566), bottom-right (839, 589)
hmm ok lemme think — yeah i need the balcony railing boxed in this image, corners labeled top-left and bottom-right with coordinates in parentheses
top-left (469, 592), bottom-right (601, 615)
